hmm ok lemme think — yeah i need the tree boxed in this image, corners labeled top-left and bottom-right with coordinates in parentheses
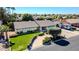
top-left (22, 14), bottom-right (34, 21)
top-left (0, 25), bottom-right (9, 40)
top-left (7, 13), bottom-right (16, 22)
top-left (6, 7), bottom-right (16, 22)
top-left (0, 25), bottom-right (10, 48)
top-left (36, 16), bottom-right (45, 20)
top-left (0, 7), bottom-right (15, 24)
top-left (47, 17), bottom-right (53, 20)
top-left (0, 7), bottom-right (10, 25)
top-left (0, 7), bottom-right (16, 30)
top-left (52, 15), bottom-right (58, 19)
top-left (49, 29), bottom-right (61, 39)
top-left (6, 7), bottom-right (15, 14)
top-left (0, 7), bottom-right (7, 20)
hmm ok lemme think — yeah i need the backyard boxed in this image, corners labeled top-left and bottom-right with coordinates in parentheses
top-left (10, 32), bottom-right (42, 51)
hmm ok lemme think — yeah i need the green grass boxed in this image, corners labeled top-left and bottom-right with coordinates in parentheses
top-left (10, 32), bottom-right (42, 51)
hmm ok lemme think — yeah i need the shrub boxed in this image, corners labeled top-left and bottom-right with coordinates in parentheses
top-left (27, 36), bottom-right (37, 50)
top-left (43, 37), bottom-right (50, 43)
top-left (43, 37), bottom-right (51, 45)
top-left (10, 41), bottom-right (15, 46)
top-left (27, 45), bottom-right (32, 50)
top-left (17, 31), bottom-right (24, 35)
top-left (26, 31), bottom-right (36, 34)
top-left (30, 36), bottom-right (37, 44)
top-left (46, 32), bottom-right (49, 34)
top-left (33, 36), bottom-right (37, 40)
top-left (39, 32), bottom-right (44, 36)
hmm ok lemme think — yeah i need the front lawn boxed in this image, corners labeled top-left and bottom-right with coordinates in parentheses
top-left (10, 32), bottom-right (42, 51)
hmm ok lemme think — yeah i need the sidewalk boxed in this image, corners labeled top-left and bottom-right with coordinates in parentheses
top-left (61, 29), bottom-right (79, 38)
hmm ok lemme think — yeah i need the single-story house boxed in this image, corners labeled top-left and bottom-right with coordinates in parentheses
top-left (58, 18), bottom-right (72, 30)
top-left (66, 19), bottom-right (79, 28)
top-left (13, 20), bottom-right (59, 33)
top-left (13, 21), bottom-right (39, 33)
top-left (58, 22), bottom-right (72, 30)
top-left (58, 19), bottom-right (79, 29)
top-left (35, 20), bottom-right (59, 32)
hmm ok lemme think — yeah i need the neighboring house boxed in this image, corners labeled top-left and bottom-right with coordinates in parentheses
top-left (57, 17), bottom-right (73, 30)
top-left (13, 20), bottom-right (59, 33)
top-left (13, 21), bottom-right (39, 33)
top-left (66, 19), bottom-right (79, 28)
top-left (35, 20), bottom-right (59, 32)
top-left (59, 22), bottom-right (72, 30)
top-left (58, 18), bottom-right (79, 29)
top-left (33, 16), bottom-right (40, 20)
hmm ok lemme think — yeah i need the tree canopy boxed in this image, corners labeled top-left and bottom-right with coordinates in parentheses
top-left (0, 25), bottom-right (9, 32)
top-left (22, 14), bottom-right (34, 21)
top-left (0, 7), bottom-right (16, 24)
top-left (36, 16), bottom-right (45, 20)
top-left (47, 17), bottom-right (53, 20)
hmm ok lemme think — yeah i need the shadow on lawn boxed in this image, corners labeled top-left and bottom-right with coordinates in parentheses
top-left (27, 36), bottom-right (37, 50)
top-left (27, 32), bottom-right (44, 50)
top-left (52, 36), bottom-right (70, 46)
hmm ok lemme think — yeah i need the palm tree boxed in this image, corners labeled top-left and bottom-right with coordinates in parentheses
top-left (0, 7), bottom-right (12, 24)
top-left (6, 7), bottom-right (15, 14)
top-left (0, 25), bottom-right (9, 41)
top-left (6, 7), bottom-right (15, 21)
top-left (0, 7), bottom-right (7, 20)
top-left (0, 25), bottom-right (9, 48)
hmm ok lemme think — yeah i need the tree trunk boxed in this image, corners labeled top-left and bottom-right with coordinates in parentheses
top-left (5, 31), bottom-right (8, 41)
top-left (5, 31), bottom-right (10, 48)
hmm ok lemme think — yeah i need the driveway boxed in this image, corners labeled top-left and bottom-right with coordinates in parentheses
top-left (32, 35), bottom-right (79, 51)
top-left (32, 29), bottom-right (79, 51)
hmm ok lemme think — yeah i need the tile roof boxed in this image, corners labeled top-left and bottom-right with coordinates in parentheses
top-left (66, 19), bottom-right (79, 23)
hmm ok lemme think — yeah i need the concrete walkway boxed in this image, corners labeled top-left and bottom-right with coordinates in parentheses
top-left (32, 34), bottom-right (52, 50)
top-left (61, 29), bottom-right (79, 38)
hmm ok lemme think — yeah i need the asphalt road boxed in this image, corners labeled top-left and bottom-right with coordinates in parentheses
top-left (32, 35), bottom-right (79, 51)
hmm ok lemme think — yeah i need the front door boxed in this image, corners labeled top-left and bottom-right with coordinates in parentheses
top-left (42, 27), bottom-right (47, 32)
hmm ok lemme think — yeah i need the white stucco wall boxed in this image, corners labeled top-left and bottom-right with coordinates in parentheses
top-left (15, 27), bottom-right (37, 33)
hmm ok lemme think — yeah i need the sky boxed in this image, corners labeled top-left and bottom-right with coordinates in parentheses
top-left (14, 7), bottom-right (79, 14)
